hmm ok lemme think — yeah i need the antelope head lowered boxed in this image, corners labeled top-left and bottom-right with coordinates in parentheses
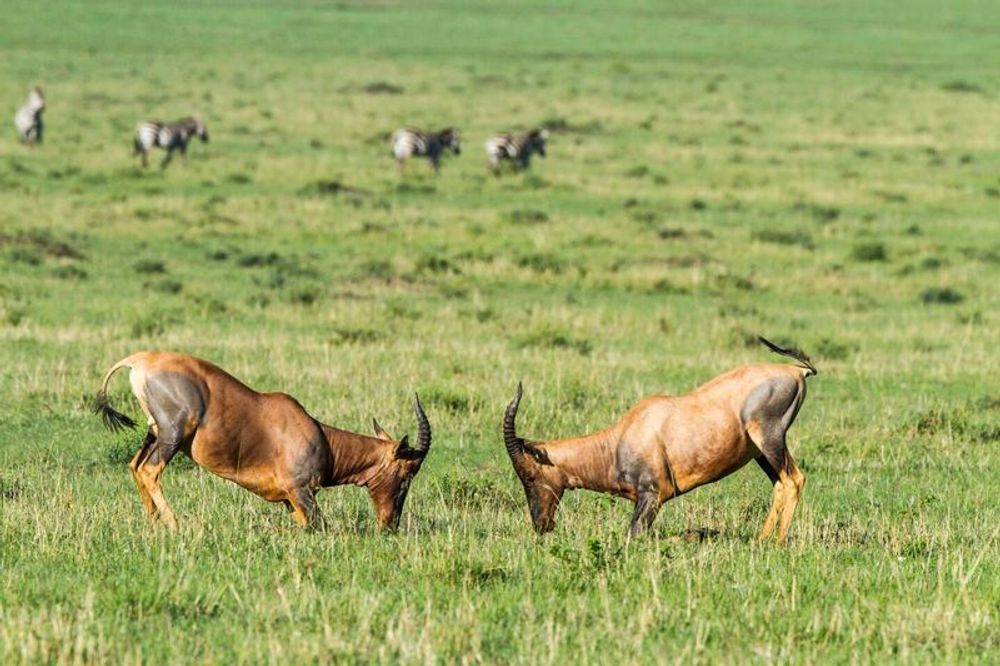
top-left (94, 352), bottom-right (431, 531)
top-left (503, 337), bottom-right (817, 543)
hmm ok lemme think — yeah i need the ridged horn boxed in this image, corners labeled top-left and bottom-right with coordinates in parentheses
top-left (413, 394), bottom-right (431, 454)
top-left (503, 382), bottom-right (525, 458)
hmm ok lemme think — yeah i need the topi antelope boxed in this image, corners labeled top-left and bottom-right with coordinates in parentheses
top-left (502, 337), bottom-right (817, 543)
top-left (94, 352), bottom-right (431, 531)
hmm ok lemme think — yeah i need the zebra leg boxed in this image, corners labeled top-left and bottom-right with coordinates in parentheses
top-left (141, 150), bottom-right (149, 168)
top-left (161, 149), bottom-right (174, 169)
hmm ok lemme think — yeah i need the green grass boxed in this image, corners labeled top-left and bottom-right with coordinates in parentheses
top-left (2, 0), bottom-right (999, 662)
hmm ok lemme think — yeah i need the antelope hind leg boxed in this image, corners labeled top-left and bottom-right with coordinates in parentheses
top-left (754, 456), bottom-right (785, 541)
top-left (129, 428), bottom-right (159, 522)
top-left (775, 455), bottom-right (806, 544)
top-left (135, 412), bottom-right (191, 531)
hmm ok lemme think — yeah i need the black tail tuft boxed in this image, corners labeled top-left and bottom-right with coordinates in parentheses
top-left (758, 336), bottom-right (818, 376)
top-left (94, 390), bottom-right (137, 433)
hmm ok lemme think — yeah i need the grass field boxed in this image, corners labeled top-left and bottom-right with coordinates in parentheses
top-left (2, 0), bottom-right (999, 662)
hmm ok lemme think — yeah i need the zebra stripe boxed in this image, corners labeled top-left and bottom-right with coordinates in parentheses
top-left (134, 116), bottom-right (209, 168)
top-left (485, 128), bottom-right (549, 174)
top-left (391, 127), bottom-right (461, 173)
top-left (14, 86), bottom-right (45, 145)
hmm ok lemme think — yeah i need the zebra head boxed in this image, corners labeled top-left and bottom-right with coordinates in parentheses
top-left (528, 128), bottom-right (548, 157)
top-left (440, 128), bottom-right (461, 155)
top-left (192, 117), bottom-right (209, 143)
top-left (28, 87), bottom-right (45, 112)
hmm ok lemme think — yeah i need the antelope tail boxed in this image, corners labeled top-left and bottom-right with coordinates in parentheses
top-left (94, 357), bottom-right (138, 433)
top-left (758, 336), bottom-right (818, 376)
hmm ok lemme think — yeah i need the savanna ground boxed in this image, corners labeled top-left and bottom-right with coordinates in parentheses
top-left (2, 1), bottom-right (999, 662)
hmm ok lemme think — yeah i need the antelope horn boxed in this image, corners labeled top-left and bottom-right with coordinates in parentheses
top-left (413, 393), bottom-right (431, 454)
top-left (503, 382), bottom-right (525, 458)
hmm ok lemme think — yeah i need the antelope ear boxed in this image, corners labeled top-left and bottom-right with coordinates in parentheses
top-left (526, 444), bottom-right (553, 466)
top-left (373, 418), bottom-right (392, 440)
top-left (395, 436), bottom-right (425, 460)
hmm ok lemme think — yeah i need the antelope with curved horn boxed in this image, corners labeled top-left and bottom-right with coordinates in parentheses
top-left (503, 337), bottom-right (816, 543)
top-left (94, 352), bottom-right (432, 530)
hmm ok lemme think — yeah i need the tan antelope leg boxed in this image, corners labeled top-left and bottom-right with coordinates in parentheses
top-left (137, 458), bottom-right (178, 531)
top-left (774, 456), bottom-right (806, 544)
top-left (748, 417), bottom-right (802, 543)
top-left (759, 481), bottom-right (786, 540)
top-left (129, 430), bottom-right (158, 521)
top-left (754, 456), bottom-right (785, 540)
top-left (133, 415), bottom-right (188, 531)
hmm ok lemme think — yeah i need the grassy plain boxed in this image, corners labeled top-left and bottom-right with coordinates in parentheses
top-left (1, 0), bottom-right (999, 662)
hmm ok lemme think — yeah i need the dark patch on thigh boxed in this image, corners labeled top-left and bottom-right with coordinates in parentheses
top-left (741, 376), bottom-right (798, 428)
top-left (144, 371), bottom-right (206, 450)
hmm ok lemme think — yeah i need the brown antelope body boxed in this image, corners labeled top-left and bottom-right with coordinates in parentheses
top-left (95, 352), bottom-right (431, 530)
top-left (503, 338), bottom-right (816, 542)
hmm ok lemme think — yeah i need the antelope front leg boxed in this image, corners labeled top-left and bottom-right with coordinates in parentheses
top-left (628, 490), bottom-right (661, 537)
top-left (287, 487), bottom-right (325, 530)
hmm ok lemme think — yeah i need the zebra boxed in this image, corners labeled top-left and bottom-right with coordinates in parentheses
top-left (14, 86), bottom-right (45, 145)
top-left (485, 128), bottom-right (549, 175)
top-left (391, 127), bottom-right (461, 173)
top-left (134, 117), bottom-right (209, 168)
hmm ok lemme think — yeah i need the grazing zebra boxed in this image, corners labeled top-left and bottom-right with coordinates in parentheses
top-left (134, 117), bottom-right (209, 168)
top-left (485, 128), bottom-right (549, 174)
top-left (14, 86), bottom-right (45, 145)
top-left (391, 127), bottom-right (461, 173)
